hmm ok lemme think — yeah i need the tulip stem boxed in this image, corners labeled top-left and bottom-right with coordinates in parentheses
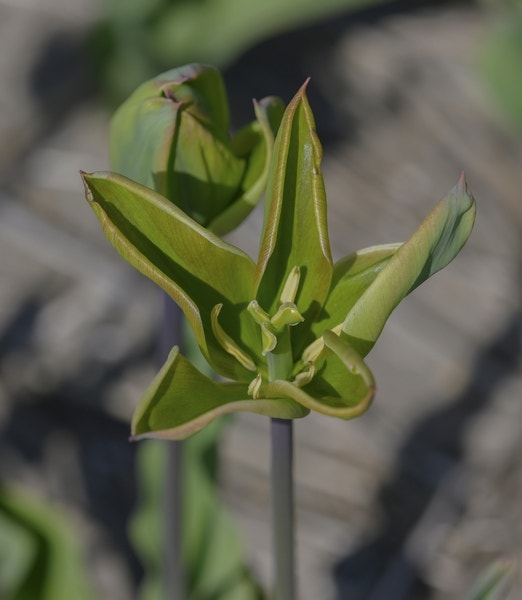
top-left (163, 440), bottom-right (184, 599)
top-left (267, 328), bottom-right (293, 381)
top-left (270, 417), bottom-right (296, 600)
top-left (268, 328), bottom-right (296, 600)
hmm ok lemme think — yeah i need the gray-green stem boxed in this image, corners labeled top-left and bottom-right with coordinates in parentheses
top-left (268, 328), bottom-right (296, 600)
top-left (160, 294), bottom-right (186, 600)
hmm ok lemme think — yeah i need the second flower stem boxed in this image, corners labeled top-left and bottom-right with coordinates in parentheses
top-left (160, 293), bottom-right (186, 600)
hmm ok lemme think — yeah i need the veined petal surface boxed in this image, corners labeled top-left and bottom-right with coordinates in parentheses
top-left (342, 175), bottom-right (476, 356)
top-left (82, 171), bottom-right (259, 380)
top-left (254, 82), bottom-right (333, 348)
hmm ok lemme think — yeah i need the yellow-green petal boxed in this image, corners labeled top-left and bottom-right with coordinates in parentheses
top-left (131, 347), bottom-right (308, 440)
top-left (82, 171), bottom-right (259, 380)
top-left (254, 82), bottom-right (333, 351)
top-left (342, 176), bottom-right (476, 356)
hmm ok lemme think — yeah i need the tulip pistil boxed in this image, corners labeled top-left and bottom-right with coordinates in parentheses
top-left (246, 266), bottom-right (312, 396)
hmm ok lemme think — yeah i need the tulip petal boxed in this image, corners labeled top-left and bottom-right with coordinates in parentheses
top-left (264, 331), bottom-right (375, 418)
top-left (82, 171), bottom-right (259, 380)
top-left (254, 82), bottom-right (333, 346)
top-left (342, 175), bottom-right (476, 356)
top-left (208, 96), bottom-right (285, 236)
top-left (310, 243), bottom-right (401, 341)
top-left (131, 347), bottom-right (309, 440)
top-left (110, 64), bottom-right (231, 202)
top-left (110, 64), bottom-right (277, 230)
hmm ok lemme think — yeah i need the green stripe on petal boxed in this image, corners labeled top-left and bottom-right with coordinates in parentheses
top-left (342, 176), bottom-right (476, 356)
top-left (82, 171), bottom-right (258, 380)
top-left (131, 347), bottom-right (308, 440)
top-left (254, 82), bottom-right (333, 349)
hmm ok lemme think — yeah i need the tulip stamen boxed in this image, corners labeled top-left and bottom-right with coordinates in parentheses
top-left (279, 266), bottom-right (301, 304)
top-left (211, 304), bottom-right (257, 371)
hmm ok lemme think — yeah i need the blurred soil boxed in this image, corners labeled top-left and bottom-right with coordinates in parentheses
top-left (0, 1), bottom-right (521, 599)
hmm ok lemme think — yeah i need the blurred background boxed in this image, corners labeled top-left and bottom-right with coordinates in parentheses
top-left (0, 0), bottom-right (521, 598)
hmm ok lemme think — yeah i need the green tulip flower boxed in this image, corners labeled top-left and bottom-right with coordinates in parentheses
top-left (82, 81), bottom-right (475, 441)
top-left (109, 63), bottom-right (284, 235)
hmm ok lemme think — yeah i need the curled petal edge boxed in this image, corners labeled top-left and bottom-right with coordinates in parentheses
top-left (131, 347), bottom-right (308, 441)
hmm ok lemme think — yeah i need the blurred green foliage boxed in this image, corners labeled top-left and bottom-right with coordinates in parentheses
top-left (0, 486), bottom-right (96, 600)
top-left (480, 1), bottom-right (522, 128)
top-left (129, 323), bottom-right (264, 599)
top-left (90, 0), bottom-right (391, 103)
top-left (463, 559), bottom-right (514, 600)
top-left (130, 428), bottom-right (265, 600)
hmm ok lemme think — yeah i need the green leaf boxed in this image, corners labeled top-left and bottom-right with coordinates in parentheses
top-left (254, 81), bottom-right (333, 345)
top-left (132, 347), bottom-right (309, 440)
top-left (480, 6), bottom-right (522, 130)
top-left (341, 175), bottom-right (476, 356)
top-left (0, 486), bottom-right (96, 600)
top-left (0, 507), bottom-right (35, 598)
top-left (463, 559), bottom-right (514, 600)
top-left (97, 0), bottom-right (396, 102)
top-left (82, 171), bottom-right (259, 380)
top-left (130, 433), bottom-right (266, 600)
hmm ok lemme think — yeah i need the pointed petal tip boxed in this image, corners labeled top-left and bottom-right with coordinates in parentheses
top-left (299, 77), bottom-right (311, 95)
top-left (290, 78), bottom-right (311, 103)
top-left (129, 430), bottom-right (156, 442)
top-left (81, 171), bottom-right (94, 201)
top-left (458, 171), bottom-right (467, 190)
top-left (79, 170), bottom-right (91, 185)
top-left (456, 171), bottom-right (474, 198)
top-left (454, 172), bottom-right (476, 214)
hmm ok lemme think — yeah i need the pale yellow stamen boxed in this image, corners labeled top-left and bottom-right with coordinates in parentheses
top-left (292, 362), bottom-right (316, 387)
top-left (301, 337), bottom-right (324, 364)
top-left (270, 302), bottom-right (304, 330)
top-left (301, 324), bottom-right (342, 364)
top-left (279, 266), bottom-right (301, 304)
top-left (261, 323), bottom-right (277, 355)
top-left (248, 373), bottom-right (263, 399)
top-left (211, 304), bottom-right (256, 371)
top-left (247, 300), bottom-right (271, 325)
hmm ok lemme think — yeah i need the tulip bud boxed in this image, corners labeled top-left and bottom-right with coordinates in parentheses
top-left (110, 63), bottom-right (283, 234)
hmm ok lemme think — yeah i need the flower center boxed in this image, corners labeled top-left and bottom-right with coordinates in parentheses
top-left (211, 265), bottom-right (324, 398)
top-left (247, 266), bottom-right (321, 397)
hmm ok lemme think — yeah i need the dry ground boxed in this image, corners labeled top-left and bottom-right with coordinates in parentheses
top-left (0, 1), bottom-right (520, 598)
